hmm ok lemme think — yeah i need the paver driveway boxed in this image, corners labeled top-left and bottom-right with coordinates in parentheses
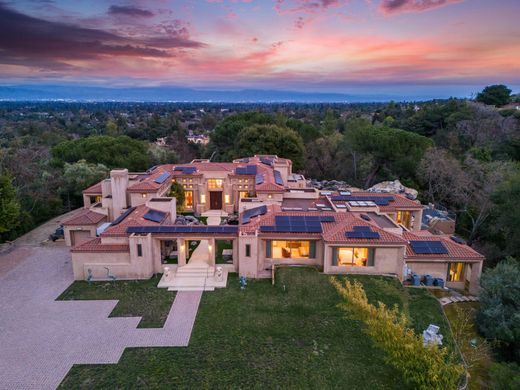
top-left (0, 245), bottom-right (201, 390)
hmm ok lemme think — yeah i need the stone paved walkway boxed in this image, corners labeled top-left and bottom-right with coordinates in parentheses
top-left (0, 245), bottom-right (202, 390)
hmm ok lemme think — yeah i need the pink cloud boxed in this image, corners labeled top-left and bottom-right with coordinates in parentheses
top-left (379, 0), bottom-right (464, 15)
top-left (275, 0), bottom-right (349, 15)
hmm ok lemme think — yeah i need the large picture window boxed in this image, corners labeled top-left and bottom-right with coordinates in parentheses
top-left (447, 262), bottom-right (465, 282)
top-left (332, 247), bottom-right (375, 267)
top-left (268, 240), bottom-right (316, 259)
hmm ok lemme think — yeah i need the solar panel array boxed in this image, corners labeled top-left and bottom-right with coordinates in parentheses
top-left (331, 195), bottom-right (394, 206)
top-left (235, 165), bottom-right (257, 175)
top-left (273, 170), bottom-right (284, 185)
top-left (345, 225), bottom-right (380, 239)
top-left (241, 205), bottom-right (268, 224)
top-left (154, 172), bottom-right (171, 184)
top-left (260, 157), bottom-right (273, 166)
top-left (409, 240), bottom-right (448, 255)
top-left (255, 174), bottom-right (264, 185)
top-left (143, 209), bottom-right (167, 223)
top-left (111, 207), bottom-right (136, 226)
top-left (127, 226), bottom-right (239, 234)
top-left (173, 166), bottom-right (197, 174)
top-left (259, 215), bottom-right (335, 233)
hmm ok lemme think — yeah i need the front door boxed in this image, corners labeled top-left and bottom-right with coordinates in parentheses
top-left (209, 191), bottom-right (222, 210)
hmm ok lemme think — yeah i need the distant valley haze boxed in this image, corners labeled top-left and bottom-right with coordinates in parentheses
top-left (0, 0), bottom-right (519, 101)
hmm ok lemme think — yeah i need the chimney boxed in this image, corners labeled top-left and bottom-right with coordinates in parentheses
top-left (110, 169), bottom-right (129, 218)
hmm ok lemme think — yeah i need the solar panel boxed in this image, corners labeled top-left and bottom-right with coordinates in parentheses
top-left (409, 240), bottom-right (448, 255)
top-left (143, 209), bottom-right (167, 223)
top-left (320, 216), bottom-right (336, 222)
top-left (173, 166), bottom-right (197, 174)
top-left (241, 205), bottom-right (268, 224)
top-left (345, 225), bottom-right (380, 239)
top-left (127, 225), bottom-right (239, 234)
top-left (331, 195), bottom-right (394, 206)
top-left (154, 172), bottom-right (171, 184)
top-left (255, 174), bottom-right (264, 185)
top-left (345, 231), bottom-right (380, 239)
top-left (274, 170), bottom-right (284, 185)
top-left (111, 207), bottom-right (136, 226)
top-left (353, 226), bottom-right (371, 231)
top-left (261, 215), bottom-right (335, 233)
top-left (235, 165), bottom-right (257, 175)
top-left (260, 157), bottom-right (273, 166)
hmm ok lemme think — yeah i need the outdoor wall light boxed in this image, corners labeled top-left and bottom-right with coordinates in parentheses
top-left (201, 194), bottom-right (206, 204)
top-left (225, 194), bottom-right (230, 204)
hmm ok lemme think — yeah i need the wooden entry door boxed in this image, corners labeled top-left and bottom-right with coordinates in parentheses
top-left (209, 191), bottom-right (222, 210)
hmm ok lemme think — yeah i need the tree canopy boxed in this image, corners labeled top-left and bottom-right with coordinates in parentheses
top-left (345, 119), bottom-right (434, 187)
top-left (52, 135), bottom-right (152, 171)
top-left (59, 160), bottom-right (109, 210)
top-left (477, 258), bottom-right (520, 360)
top-left (0, 175), bottom-right (21, 239)
top-left (234, 124), bottom-right (305, 170)
top-left (476, 85), bottom-right (512, 107)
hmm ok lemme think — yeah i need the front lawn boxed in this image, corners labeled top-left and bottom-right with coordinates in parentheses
top-left (58, 276), bottom-right (175, 328)
top-left (59, 268), bottom-right (454, 389)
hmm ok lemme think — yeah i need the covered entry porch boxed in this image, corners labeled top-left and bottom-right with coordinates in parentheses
top-left (155, 226), bottom-right (238, 291)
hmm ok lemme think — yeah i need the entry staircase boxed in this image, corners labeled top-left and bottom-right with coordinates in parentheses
top-left (157, 218), bottom-right (229, 291)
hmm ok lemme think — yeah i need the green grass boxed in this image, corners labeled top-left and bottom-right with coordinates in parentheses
top-left (216, 239), bottom-right (233, 264)
top-left (59, 268), bottom-right (454, 389)
top-left (57, 276), bottom-right (175, 328)
top-left (444, 303), bottom-right (493, 389)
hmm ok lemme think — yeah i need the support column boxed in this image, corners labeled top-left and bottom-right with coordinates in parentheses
top-left (178, 238), bottom-right (187, 266)
top-left (209, 238), bottom-right (216, 267)
top-left (232, 239), bottom-right (239, 271)
top-left (468, 261), bottom-right (483, 295)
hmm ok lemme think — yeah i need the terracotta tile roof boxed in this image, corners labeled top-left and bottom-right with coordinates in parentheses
top-left (82, 181), bottom-right (103, 194)
top-left (403, 231), bottom-right (484, 260)
top-left (240, 208), bottom-right (407, 245)
top-left (62, 210), bottom-right (107, 226)
top-left (127, 166), bottom-right (173, 193)
top-left (329, 191), bottom-right (422, 212)
top-left (101, 205), bottom-right (170, 237)
top-left (71, 238), bottom-right (129, 253)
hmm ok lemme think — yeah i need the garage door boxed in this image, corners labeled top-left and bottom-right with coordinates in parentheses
top-left (71, 230), bottom-right (91, 246)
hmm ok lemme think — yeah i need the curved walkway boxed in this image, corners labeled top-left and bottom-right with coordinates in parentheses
top-left (0, 214), bottom-right (202, 390)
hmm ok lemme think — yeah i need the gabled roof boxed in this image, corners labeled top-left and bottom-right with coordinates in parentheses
top-left (62, 209), bottom-right (107, 226)
top-left (403, 231), bottom-right (484, 261)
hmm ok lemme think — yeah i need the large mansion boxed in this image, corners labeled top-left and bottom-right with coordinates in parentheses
top-left (63, 155), bottom-right (484, 293)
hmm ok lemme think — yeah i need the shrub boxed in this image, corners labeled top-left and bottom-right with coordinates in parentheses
top-left (489, 362), bottom-right (520, 390)
top-left (332, 278), bottom-right (464, 390)
top-left (477, 258), bottom-right (520, 359)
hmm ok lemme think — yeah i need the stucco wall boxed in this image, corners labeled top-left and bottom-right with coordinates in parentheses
top-left (324, 245), bottom-right (405, 280)
top-left (64, 225), bottom-right (97, 247)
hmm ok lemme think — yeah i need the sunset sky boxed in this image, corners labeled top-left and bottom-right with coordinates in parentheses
top-left (1, 0), bottom-right (519, 97)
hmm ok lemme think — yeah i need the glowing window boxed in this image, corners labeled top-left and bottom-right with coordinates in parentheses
top-left (184, 191), bottom-right (193, 208)
top-left (208, 179), bottom-right (224, 189)
top-left (334, 247), bottom-right (374, 267)
top-left (270, 240), bottom-right (313, 259)
top-left (447, 262), bottom-right (465, 282)
top-left (396, 211), bottom-right (412, 229)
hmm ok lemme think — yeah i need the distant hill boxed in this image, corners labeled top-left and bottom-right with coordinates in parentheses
top-left (0, 84), bottom-right (443, 103)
